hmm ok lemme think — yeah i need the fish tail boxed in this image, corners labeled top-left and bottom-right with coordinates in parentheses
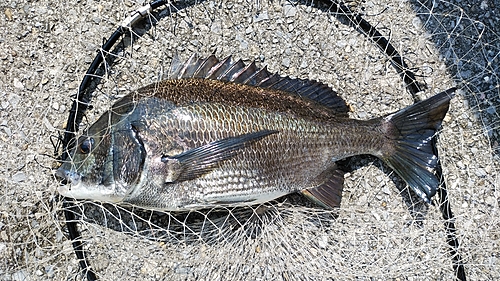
top-left (380, 88), bottom-right (455, 203)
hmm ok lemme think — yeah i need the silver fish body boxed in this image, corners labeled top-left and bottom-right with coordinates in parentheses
top-left (56, 55), bottom-right (454, 211)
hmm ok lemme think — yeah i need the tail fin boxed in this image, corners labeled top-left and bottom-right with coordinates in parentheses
top-left (381, 88), bottom-right (455, 203)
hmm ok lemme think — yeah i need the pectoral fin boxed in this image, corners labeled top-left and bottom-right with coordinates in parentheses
top-left (301, 165), bottom-right (344, 209)
top-left (161, 130), bottom-right (278, 182)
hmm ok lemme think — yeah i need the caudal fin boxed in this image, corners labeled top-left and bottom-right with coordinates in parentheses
top-left (381, 88), bottom-right (455, 203)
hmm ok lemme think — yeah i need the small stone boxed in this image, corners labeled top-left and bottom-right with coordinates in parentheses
top-left (13, 78), bottom-right (24, 89)
top-left (189, 39), bottom-right (199, 46)
top-left (486, 106), bottom-right (496, 115)
top-left (381, 187), bottom-right (391, 195)
top-left (67, 81), bottom-right (78, 89)
top-left (55, 230), bottom-right (64, 242)
top-left (254, 11), bottom-right (269, 22)
top-left (12, 172), bottom-right (27, 182)
top-left (255, 245), bottom-right (261, 253)
top-left (45, 265), bottom-right (55, 278)
top-left (238, 38), bottom-right (248, 49)
top-left (484, 196), bottom-right (496, 206)
top-left (12, 269), bottom-right (29, 281)
top-left (281, 57), bottom-right (291, 68)
top-left (4, 8), bottom-right (13, 21)
top-left (210, 20), bottom-right (222, 34)
top-left (24, 83), bottom-right (34, 91)
top-left (43, 117), bottom-right (54, 131)
top-left (480, 0), bottom-right (488, 9)
top-left (444, 114), bottom-right (452, 122)
top-left (317, 235), bottom-right (328, 249)
top-left (475, 168), bottom-right (487, 177)
top-left (2, 126), bottom-right (11, 137)
top-left (283, 4), bottom-right (297, 18)
top-left (8, 93), bottom-right (20, 108)
top-left (412, 17), bottom-right (422, 29)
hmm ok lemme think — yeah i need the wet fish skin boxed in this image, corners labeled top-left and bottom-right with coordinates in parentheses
top-left (56, 55), bottom-right (454, 211)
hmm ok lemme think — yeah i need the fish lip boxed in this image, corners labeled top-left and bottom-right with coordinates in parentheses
top-left (55, 167), bottom-right (83, 198)
top-left (55, 167), bottom-right (125, 202)
top-left (55, 167), bottom-right (81, 185)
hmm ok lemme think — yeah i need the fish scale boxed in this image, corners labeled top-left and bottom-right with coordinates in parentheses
top-left (115, 101), bottom-right (389, 210)
top-left (56, 55), bottom-right (454, 210)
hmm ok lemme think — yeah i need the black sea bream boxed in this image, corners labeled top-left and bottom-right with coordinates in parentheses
top-left (56, 54), bottom-right (454, 211)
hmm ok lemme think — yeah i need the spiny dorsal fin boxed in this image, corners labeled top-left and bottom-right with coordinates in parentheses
top-left (168, 54), bottom-right (349, 115)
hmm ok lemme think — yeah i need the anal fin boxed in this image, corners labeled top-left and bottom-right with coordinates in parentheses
top-left (301, 165), bottom-right (344, 209)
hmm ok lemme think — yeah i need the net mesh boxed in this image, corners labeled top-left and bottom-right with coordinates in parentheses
top-left (1, 0), bottom-right (499, 280)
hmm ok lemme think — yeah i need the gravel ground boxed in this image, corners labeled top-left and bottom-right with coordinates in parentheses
top-left (0, 0), bottom-right (499, 280)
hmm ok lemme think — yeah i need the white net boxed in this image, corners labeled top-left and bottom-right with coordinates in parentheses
top-left (1, 0), bottom-right (499, 280)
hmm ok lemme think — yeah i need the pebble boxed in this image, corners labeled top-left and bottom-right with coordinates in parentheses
top-left (45, 265), bottom-right (55, 278)
top-left (254, 11), bottom-right (269, 22)
top-left (371, 211), bottom-right (381, 221)
top-left (281, 57), bottom-right (290, 67)
top-left (210, 20), bottom-right (222, 34)
top-left (381, 187), bottom-right (391, 195)
top-left (8, 93), bottom-right (20, 108)
top-left (11, 270), bottom-right (29, 281)
top-left (486, 105), bottom-right (496, 114)
top-left (2, 126), bottom-right (11, 137)
top-left (475, 168), bottom-right (487, 177)
top-left (283, 3), bottom-right (297, 18)
top-left (4, 8), bottom-right (13, 21)
top-left (299, 60), bottom-right (308, 68)
top-left (13, 78), bottom-right (24, 89)
top-left (11, 172), bottom-right (26, 182)
top-left (42, 117), bottom-right (54, 131)
top-left (245, 26), bottom-right (253, 34)
top-left (317, 235), bottom-right (328, 249)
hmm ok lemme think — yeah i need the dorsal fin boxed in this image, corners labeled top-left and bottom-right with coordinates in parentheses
top-left (168, 54), bottom-right (349, 115)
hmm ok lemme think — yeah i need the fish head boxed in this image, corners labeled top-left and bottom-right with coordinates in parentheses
top-left (56, 111), bottom-right (145, 203)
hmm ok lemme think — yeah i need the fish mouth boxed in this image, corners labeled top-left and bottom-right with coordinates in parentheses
top-left (55, 167), bottom-right (83, 198)
top-left (55, 168), bottom-right (82, 185)
top-left (55, 166), bottom-right (124, 202)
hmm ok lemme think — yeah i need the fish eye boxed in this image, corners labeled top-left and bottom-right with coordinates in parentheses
top-left (80, 137), bottom-right (95, 154)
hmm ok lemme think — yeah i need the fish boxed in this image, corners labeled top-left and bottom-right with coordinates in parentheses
top-left (56, 54), bottom-right (455, 211)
